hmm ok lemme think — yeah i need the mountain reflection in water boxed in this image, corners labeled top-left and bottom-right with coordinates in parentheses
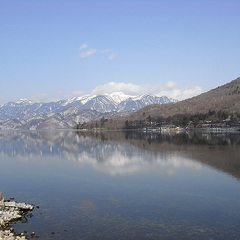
top-left (0, 130), bottom-right (240, 179)
top-left (1, 130), bottom-right (240, 240)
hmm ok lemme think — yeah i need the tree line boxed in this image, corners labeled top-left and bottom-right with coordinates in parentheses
top-left (124, 110), bottom-right (240, 130)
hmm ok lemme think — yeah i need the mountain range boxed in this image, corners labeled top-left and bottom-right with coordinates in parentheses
top-left (0, 93), bottom-right (173, 130)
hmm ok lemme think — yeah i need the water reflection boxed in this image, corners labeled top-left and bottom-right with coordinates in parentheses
top-left (0, 130), bottom-right (240, 179)
top-left (1, 130), bottom-right (240, 239)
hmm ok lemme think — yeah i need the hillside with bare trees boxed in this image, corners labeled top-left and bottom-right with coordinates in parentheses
top-left (75, 77), bottom-right (240, 130)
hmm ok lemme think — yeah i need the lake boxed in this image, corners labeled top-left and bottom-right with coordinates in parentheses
top-left (0, 130), bottom-right (240, 239)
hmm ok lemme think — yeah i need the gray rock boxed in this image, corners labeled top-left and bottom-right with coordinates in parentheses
top-left (0, 194), bottom-right (33, 239)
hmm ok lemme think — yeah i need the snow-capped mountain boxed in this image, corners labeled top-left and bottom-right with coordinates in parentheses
top-left (0, 92), bottom-right (175, 129)
top-left (0, 92), bottom-right (174, 121)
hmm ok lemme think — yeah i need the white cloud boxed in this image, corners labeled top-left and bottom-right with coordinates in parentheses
top-left (80, 48), bottom-right (97, 58)
top-left (157, 85), bottom-right (203, 100)
top-left (91, 81), bottom-right (203, 100)
top-left (28, 82), bottom-right (202, 103)
top-left (165, 81), bottom-right (176, 88)
top-left (79, 44), bottom-right (116, 60)
top-left (91, 82), bottom-right (144, 96)
top-left (101, 49), bottom-right (117, 60)
top-left (79, 43), bottom-right (88, 50)
top-left (29, 90), bottom-right (86, 103)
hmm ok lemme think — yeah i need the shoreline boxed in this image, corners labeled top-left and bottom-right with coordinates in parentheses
top-left (0, 192), bottom-right (34, 239)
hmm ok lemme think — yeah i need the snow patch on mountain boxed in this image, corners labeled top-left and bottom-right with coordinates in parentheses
top-left (108, 92), bottom-right (132, 104)
top-left (16, 98), bottom-right (34, 105)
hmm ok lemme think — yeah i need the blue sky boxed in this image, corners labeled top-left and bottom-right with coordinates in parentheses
top-left (1, 0), bottom-right (240, 104)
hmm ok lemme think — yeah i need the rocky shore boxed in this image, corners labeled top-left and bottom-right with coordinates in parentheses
top-left (0, 192), bottom-right (34, 240)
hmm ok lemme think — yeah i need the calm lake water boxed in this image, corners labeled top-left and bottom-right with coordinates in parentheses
top-left (0, 130), bottom-right (240, 239)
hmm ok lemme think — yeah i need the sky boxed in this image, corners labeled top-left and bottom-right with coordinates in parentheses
top-left (1, 0), bottom-right (240, 104)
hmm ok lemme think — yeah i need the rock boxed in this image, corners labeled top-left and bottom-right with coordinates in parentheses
top-left (0, 228), bottom-right (28, 239)
top-left (0, 193), bottom-right (34, 239)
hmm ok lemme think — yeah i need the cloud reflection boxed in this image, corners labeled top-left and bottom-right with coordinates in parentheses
top-left (73, 145), bottom-right (202, 176)
top-left (0, 131), bottom-right (202, 176)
